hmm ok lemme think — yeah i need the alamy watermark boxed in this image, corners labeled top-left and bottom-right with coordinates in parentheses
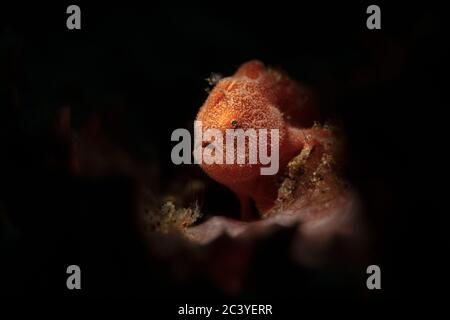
top-left (171, 121), bottom-right (280, 175)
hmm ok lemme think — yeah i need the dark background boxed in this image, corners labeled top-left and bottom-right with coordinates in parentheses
top-left (0, 1), bottom-right (447, 306)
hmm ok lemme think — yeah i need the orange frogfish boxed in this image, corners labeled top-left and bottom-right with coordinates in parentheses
top-left (196, 60), bottom-right (337, 220)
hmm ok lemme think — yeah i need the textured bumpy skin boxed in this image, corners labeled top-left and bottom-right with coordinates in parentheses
top-left (196, 60), bottom-right (325, 219)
